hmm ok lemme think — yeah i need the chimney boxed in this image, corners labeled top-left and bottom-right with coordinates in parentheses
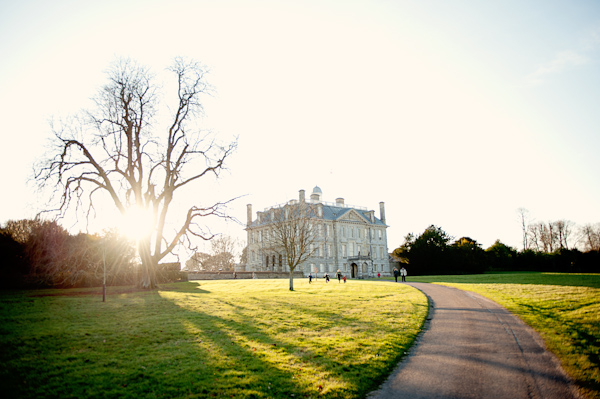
top-left (247, 204), bottom-right (252, 227)
top-left (336, 198), bottom-right (345, 207)
top-left (379, 202), bottom-right (386, 225)
top-left (299, 189), bottom-right (305, 203)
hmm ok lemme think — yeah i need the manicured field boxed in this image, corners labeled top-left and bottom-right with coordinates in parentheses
top-left (410, 272), bottom-right (600, 399)
top-left (0, 279), bottom-right (428, 399)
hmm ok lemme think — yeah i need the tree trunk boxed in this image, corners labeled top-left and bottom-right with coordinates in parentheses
top-left (138, 237), bottom-right (157, 289)
top-left (289, 269), bottom-right (294, 291)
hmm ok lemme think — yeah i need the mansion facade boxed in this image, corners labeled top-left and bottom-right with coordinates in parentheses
top-left (245, 187), bottom-right (391, 278)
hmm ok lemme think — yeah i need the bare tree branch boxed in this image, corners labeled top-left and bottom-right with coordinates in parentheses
top-left (34, 57), bottom-right (238, 288)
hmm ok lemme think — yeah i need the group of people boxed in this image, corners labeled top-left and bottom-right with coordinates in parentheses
top-left (309, 269), bottom-right (347, 283)
top-left (307, 268), bottom-right (407, 283)
top-left (393, 267), bottom-right (407, 282)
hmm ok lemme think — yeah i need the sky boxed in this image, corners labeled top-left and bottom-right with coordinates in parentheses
top-left (1, 0), bottom-right (599, 256)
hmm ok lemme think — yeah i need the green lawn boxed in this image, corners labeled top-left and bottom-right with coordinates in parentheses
top-left (0, 279), bottom-right (428, 399)
top-left (409, 272), bottom-right (600, 399)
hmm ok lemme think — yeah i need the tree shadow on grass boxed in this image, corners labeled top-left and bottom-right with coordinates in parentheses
top-left (1, 282), bottom-right (425, 399)
top-left (175, 290), bottom-right (425, 398)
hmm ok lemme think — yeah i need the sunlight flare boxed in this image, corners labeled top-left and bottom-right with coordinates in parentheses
top-left (120, 207), bottom-right (154, 241)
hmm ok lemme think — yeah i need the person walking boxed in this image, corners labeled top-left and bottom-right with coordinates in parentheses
top-left (393, 268), bottom-right (399, 282)
top-left (400, 266), bottom-right (407, 282)
top-left (325, 273), bottom-right (330, 283)
top-left (336, 269), bottom-right (342, 282)
top-left (343, 275), bottom-right (347, 283)
top-left (309, 273), bottom-right (312, 284)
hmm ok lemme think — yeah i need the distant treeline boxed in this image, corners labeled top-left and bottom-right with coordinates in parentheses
top-left (393, 225), bottom-right (600, 276)
top-left (0, 219), bottom-right (183, 289)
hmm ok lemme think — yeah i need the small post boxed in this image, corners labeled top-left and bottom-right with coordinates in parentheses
top-left (102, 246), bottom-right (106, 302)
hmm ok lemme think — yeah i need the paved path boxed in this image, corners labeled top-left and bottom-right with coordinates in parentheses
top-left (367, 282), bottom-right (582, 399)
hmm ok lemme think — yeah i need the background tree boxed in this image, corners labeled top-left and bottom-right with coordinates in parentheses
top-left (185, 252), bottom-right (211, 271)
top-left (35, 58), bottom-right (237, 288)
top-left (485, 240), bottom-right (517, 271)
top-left (517, 208), bottom-right (530, 251)
top-left (395, 225), bottom-right (453, 275)
top-left (451, 237), bottom-right (486, 274)
top-left (579, 223), bottom-right (600, 252)
top-left (554, 220), bottom-right (574, 250)
top-left (208, 235), bottom-right (238, 271)
top-left (0, 229), bottom-right (28, 288)
top-left (4, 219), bottom-right (70, 287)
top-left (96, 229), bottom-right (138, 286)
top-left (266, 202), bottom-right (318, 291)
top-left (528, 222), bottom-right (557, 253)
top-left (392, 233), bottom-right (414, 265)
top-left (185, 235), bottom-right (238, 271)
top-left (240, 246), bottom-right (248, 266)
top-left (1, 219), bottom-right (137, 288)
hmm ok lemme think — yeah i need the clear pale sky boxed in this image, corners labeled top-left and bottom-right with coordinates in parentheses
top-left (1, 0), bottom-right (599, 254)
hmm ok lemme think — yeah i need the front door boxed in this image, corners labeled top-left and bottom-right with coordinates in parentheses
top-left (351, 263), bottom-right (358, 278)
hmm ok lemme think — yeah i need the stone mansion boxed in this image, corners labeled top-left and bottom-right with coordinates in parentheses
top-left (245, 186), bottom-right (391, 278)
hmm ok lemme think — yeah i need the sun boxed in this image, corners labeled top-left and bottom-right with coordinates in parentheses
top-left (120, 207), bottom-right (155, 241)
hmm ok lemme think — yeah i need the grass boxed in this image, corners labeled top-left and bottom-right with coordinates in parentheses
top-left (0, 279), bottom-right (428, 399)
top-left (408, 272), bottom-right (600, 399)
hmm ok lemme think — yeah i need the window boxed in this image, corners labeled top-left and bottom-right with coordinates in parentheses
top-left (342, 244), bottom-right (347, 258)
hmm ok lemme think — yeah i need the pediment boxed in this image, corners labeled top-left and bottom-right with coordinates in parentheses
top-left (338, 209), bottom-right (368, 223)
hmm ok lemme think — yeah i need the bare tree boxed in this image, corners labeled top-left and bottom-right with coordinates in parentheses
top-left (527, 222), bottom-right (542, 252)
top-left (185, 235), bottom-right (238, 271)
top-left (517, 208), bottom-right (530, 251)
top-left (35, 57), bottom-right (237, 288)
top-left (266, 201), bottom-right (319, 291)
top-left (185, 252), bottom-right (211, 271)
top-left (209, 235), bottom-right (239, 271)
top-left (554, 220), bottom-right (574, 250)
top-left (543, 222), bottom-right (558, 252)
top-left (528, 221), bottom-right (564, 253)
top-left (578, 223), bottom-right (600, 251)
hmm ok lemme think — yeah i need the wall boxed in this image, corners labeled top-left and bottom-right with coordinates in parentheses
top-left (187, 271), bottom-right (304, 280)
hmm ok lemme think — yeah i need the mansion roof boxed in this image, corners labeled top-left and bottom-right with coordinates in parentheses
top-left (249, 203), bottom-right (386, 228)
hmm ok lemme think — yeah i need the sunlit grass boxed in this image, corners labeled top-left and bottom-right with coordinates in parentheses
top-left (0, 279), bottom-right (428, 398)
top-left (411, 272), bottom-right (600, 399)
